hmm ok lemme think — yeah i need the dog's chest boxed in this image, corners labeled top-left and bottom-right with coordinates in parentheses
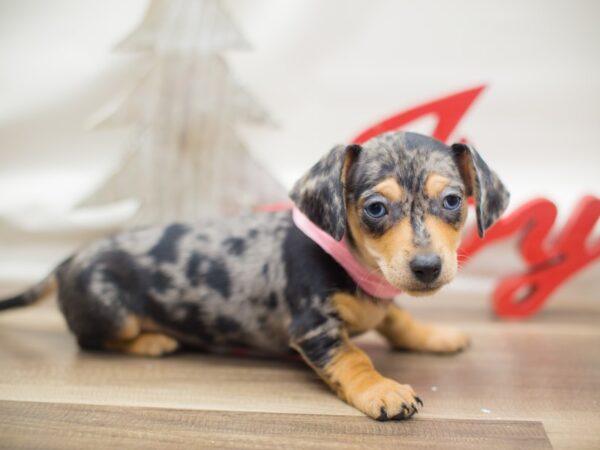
top-left (332, 293), bottom-right (390, 335)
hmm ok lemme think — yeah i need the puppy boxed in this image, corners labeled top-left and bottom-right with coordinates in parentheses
top-left (0, 131), bottom-right (509, 421)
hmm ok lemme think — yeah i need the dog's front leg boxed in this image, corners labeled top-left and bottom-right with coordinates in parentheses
top-left (377, 304), bottom-right (469, 353)
top-left (290, 321), bottom-right (422, 420)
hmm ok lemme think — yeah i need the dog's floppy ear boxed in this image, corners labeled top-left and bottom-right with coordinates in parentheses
top-left (290, 144), bottom-right (362, 240)
top-left (451, 143), bottom-right (510, 238)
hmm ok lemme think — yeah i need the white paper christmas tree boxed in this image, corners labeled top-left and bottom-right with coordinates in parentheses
top-left (82, 0), bottom-right (285, 223)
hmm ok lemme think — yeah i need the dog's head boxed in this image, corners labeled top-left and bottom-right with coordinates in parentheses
top-left (290, 131), bottom-right (509, 296)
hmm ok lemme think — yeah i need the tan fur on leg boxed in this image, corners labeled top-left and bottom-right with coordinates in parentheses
top-left (377, 304), bottom-right (469, 353)
top-left (105, 333), bottom-right (179, 357)
top-left (319, 331), bottom-right (421, 420)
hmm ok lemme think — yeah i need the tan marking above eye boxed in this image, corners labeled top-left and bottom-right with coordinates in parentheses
top-left (372, 177), bottom-right (404, 202)
top-left (425, 173), bottom-right (451, 198)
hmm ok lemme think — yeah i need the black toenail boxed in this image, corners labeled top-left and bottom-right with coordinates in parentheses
top-left (376, 407), bottom-right (388, 421)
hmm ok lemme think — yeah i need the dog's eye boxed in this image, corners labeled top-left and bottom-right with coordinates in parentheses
top-left (442, 194), bottom-right (462, 210)
top-left (364, 201), bottom-right (388, 219)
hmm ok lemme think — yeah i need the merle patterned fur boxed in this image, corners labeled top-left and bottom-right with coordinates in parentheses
top-left (0, 131), bottom-right (509, 397)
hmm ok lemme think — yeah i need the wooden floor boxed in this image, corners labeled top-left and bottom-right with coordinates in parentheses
top-left (0, 287), bottom-right (599, 449)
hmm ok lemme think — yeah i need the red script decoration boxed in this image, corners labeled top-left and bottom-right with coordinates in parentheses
top-left (460, 197), bottom-right (600, 318)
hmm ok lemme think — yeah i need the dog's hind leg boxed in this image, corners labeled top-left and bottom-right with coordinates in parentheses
top-left (73, 312), bottom-right (179, 357)
top-left (79, 312), bottom-right (179, 357)
top-left (67, 303), bottom-right (179, 357)
top-left (104, 321), bottom-right (179, 357)
top-left (56, 254), bottom-right (180, 357)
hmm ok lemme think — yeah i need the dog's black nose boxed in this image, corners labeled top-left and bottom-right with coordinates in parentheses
top-left (410, 254), bottom-right (442, 283)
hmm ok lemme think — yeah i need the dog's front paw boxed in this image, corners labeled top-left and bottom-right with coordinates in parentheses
top-left (420, 324), bottom-right (470, 353)
top-left (350, 378), bottom-right (423, 421)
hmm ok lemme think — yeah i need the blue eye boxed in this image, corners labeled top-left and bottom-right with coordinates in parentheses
top-left (443, 194), bottom-right (462, 210)
top-left (364, 201), bottom-right (388, 219)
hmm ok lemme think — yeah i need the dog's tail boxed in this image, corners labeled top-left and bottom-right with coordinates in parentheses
top-left (0, 258), bottom-right (70, 312)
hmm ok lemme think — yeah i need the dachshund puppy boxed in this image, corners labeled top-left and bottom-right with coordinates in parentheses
top-left (0, 131), bottom-right (509, 421)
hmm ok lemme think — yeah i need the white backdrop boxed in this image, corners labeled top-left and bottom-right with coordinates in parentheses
top-left (1, 0), bottom-right (599, 304)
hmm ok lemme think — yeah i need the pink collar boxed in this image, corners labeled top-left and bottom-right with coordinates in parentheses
top-left (292, 207), bottom-right (401, 299)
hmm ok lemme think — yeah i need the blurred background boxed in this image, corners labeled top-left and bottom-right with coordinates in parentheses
top-left (0, 0), bottom-right (599, 312)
